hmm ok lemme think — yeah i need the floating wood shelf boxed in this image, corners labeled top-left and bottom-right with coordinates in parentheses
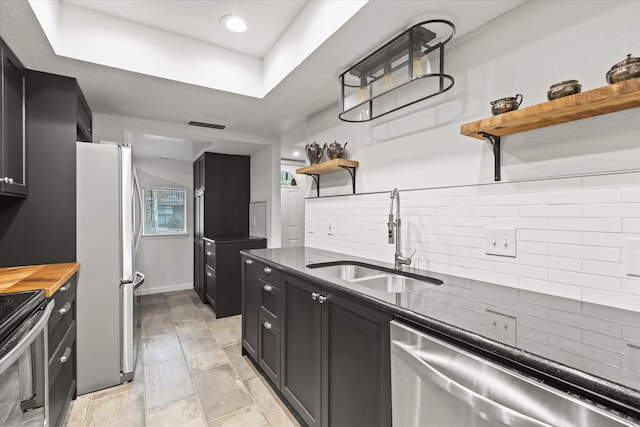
top-left (296, 159), bottom-right (359, 197)
top-left (461, 78), bottom-right (640, 139)
top-left (460, 78), bottom-right (640, 180)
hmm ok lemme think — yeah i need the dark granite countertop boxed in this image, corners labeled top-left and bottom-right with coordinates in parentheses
top-left (203, 235), bottom-right (267, 243)
top-left (242, 246), bottom-right (640, 420)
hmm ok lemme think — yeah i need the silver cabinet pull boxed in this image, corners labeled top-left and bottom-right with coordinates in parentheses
top-left (206, 271), bottom-right (212, 277)
top-left (264, 321), bottom-right (272, 330)
top-left (311, 292), bottom-right (319, 300)
top-left (59, 302), bottom-right (72, 315)
top-left (318, 296), bottom-right (327, 304)
top-left (206, 251), bottom-right (213, 256)
top-left (245, 259), bottom-right (253, 265)
top-left (7, 178), bottom-right (13, 184)
top-left (60, 347), bottom-right (72, 363)
top-left (263, 267), bottom-right (272, 274)
top-left (263, 284), bottom-right (273, 292)
top-left (59, 283), bottom-right (71, 293)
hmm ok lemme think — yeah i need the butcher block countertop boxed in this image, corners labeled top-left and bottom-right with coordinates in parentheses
top-left (0, 262), bottom-right (80, 297)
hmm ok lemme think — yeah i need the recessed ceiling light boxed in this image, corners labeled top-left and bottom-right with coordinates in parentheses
top-left (221, 15), bottom-right (248, 33)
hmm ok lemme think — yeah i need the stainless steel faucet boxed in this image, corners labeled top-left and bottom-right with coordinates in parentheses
top-left (388, 188), bottom-right (412, 270)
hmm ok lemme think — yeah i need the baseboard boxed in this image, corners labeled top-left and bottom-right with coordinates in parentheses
top-left (136, 282), bottom-right (193, 296)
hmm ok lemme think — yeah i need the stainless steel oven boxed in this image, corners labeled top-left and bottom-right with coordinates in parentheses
top-left (0, 290), bottom-right (54, 426)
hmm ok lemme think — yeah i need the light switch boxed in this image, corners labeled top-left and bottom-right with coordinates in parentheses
top-left (628, 237), bottom-right (640, 277)
top-left (485, 227), bottom-right (517, 257)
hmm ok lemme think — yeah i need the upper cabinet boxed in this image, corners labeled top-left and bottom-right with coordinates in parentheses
top-left (0, 37), bottom-right (28, 197)
top-left (76, 89), bottom-right (92, 143)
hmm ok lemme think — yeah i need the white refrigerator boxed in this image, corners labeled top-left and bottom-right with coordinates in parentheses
top-left (76, 142), bottom-right (145, 394)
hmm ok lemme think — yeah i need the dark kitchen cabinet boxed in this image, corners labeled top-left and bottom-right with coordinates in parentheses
top-left (281, 274), bottom-right (322, 426)
top-left (281, 274), bottom-right (392, 427)
top-left (241, 257), bottom-right (260, 360)
top-left (241, 259), bottom-right (393, 427)
top-left (76, 89), bottom-right (92, 142)
top-left (0, 70), bottom-right (91, 267)
top-left (193, 152), bottom-right (253, 304)
top-left (0, 36), bottom-right (27, 197)
top-left (242, 255), bottom-right (283, 388)
top-left (204, 237), bottom-right (266, 318)
top-left (48, 274), bottom-right (78, 427)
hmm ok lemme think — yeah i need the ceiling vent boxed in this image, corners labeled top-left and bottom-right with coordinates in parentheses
top-left (188, 121), bottom-right (226, 130)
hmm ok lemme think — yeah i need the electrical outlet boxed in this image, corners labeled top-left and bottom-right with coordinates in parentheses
top-left (328, 219), bottom-right (334, 236)
top-left (485, 227), bottom-right (517, 257)
top-left (307, 218), bottom-right (314, 234)
top-left (485, 310), bottom-right (517, 346)
top-left (628, 237), bottom-right (640, 276)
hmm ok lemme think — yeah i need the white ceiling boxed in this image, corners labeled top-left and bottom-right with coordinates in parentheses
top-left (62, 0), bottom-right (308, 58)
top-left (0, 0), bottom-right (526, 162)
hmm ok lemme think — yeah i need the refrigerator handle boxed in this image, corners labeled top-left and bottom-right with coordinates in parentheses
top-left (133, 167), bottom-right (143, 250)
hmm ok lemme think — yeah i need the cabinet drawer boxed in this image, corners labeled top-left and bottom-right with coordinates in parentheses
top-left (258, 264), bottom-right (280, 284)
top-left (49, 320), bottom-right (75, 385)
top-left (205, 248), bottom-right (216, 269)
top-left (259, 279), bottom-right (280, 326)
top-left (258, 314), bottom-right (280, 388)
top-left (48, 279), bottom-right (76, 357)
top-left (49, 334), bottom-right (75, 427)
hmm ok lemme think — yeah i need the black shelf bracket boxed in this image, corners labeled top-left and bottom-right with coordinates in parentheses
top-left (338, 165), bottom-right (358, 194)
top-left (305, 174), bottom-right (321, 197)
top-left (479, 132), bottom-right (501, 181)
top-left (303, 166), bottom-right (357, 198)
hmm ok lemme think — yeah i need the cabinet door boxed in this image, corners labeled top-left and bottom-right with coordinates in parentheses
top-left (281, 275), bottom-right (322, 427)
top-left (205, 264), bottom-right (216, 310)
top-left (258, 313), bottom-right (280, 387)
top-left (241, 257), bottom-right (259, 360)
top-left (1, 40), bottom-right (27, 196)
top-left (321, 291), bottom-right (392, 427)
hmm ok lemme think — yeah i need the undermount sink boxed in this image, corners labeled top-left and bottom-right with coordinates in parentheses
top-left (306, 261), bottom-right (443, 293)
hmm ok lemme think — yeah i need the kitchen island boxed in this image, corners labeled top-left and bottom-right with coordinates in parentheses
top-left (242, 246), bottom-right (640, 424)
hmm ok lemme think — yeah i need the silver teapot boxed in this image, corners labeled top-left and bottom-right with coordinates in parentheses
top-left (324, 141), bottom-right (348, 159)
top-left (490, 94), bottom-right (523, 115)
top-left (305, 142), bottom-right (324, 164)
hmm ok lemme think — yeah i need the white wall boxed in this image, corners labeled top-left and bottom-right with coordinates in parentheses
top-left (302, 1), bottom-right (640, 309)
top-left (251, 146), bottom-right (281, 248)
top-left (134, 158), bottom-right (193, 295)
top-left (302, 1), bottom-right (640, 197)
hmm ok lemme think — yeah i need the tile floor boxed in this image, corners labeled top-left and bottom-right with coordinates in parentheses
top-left (66, 290), bottom-right (301, 427)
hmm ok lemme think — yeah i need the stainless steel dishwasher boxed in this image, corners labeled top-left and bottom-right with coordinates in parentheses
top-left (390, 320), bottom-right (637, 427)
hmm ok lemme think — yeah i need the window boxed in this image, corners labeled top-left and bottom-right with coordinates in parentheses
top-left (143, 188), bottom-right (187, 236)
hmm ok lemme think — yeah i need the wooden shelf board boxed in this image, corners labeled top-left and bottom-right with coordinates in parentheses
top-left (460, 79), bottom-right (640, 140)
top-left (296, 159), bottom-right (359, 175)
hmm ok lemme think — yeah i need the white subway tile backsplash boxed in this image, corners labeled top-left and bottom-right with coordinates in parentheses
top-left (549, 189), bottom-right (621, 205)
top-left (520, 253), bottom-right (582, 272)
top-left (549, 217), bottom-right (622, 233)
top-left (548, 243), bottom-right (621, 262)
top-left (519, 204), bottom-right (582, 217)
top-left (623, 218), bottom-right (640, 233)
top-left (582, 172), bottom-right (640, 188)
top-left (305, 171), bottom-right (640, 311)
top-left (582, 259), bottom-right (626, 277)
top-left (582, 289), bottom-right (640, 312)
top-left (519, 278), bottom-right (582, 301)
top-left (621, 188), bottom-right (640, 202)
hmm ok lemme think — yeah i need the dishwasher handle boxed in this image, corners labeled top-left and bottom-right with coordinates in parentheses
top-left (391, 341), bottom-right (551, 427)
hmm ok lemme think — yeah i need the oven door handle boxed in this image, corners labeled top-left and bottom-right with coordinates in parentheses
top-left (0, 300), bottom-right (54, 374)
